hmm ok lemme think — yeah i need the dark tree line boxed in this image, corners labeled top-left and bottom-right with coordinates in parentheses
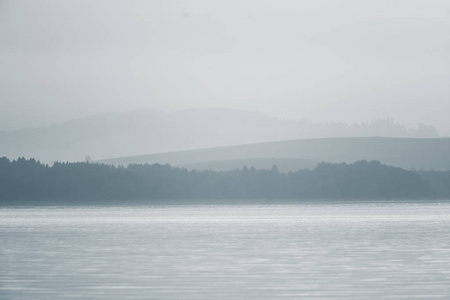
top-left (0, 157), bottom-right (448, 204)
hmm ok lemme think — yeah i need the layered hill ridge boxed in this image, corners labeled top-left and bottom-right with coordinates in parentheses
top-left (0, 108), bottom-right (441, 164)
top-left (98, 137), bottom-right (450, 172)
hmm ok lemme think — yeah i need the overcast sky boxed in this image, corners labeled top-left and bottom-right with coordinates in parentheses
top-left (1, 0), bottom-right (449, 134)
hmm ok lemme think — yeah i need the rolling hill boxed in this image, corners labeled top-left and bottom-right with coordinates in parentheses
top-left (98, 137), bottom-right (450, 172)
top-left (0, 109), bottom-right (440, 164)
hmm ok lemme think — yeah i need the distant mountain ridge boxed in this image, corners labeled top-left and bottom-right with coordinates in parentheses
top-left (99, 137), bottom-right (450, 172)
top-left (0, 108), bottom-right (441, 164)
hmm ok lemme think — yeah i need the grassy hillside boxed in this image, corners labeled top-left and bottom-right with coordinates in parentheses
top-left (178, 158), bottom-right (319, 173)
top-left (0, 109), bottom-right (440, 164)
top-left (98, 137), bottom-right (450, 171)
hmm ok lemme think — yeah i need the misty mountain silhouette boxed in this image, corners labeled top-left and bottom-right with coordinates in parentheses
top-left (0, 108), bottom-right (441, 164)
top-left (98, 137), bottom-right (450, 172)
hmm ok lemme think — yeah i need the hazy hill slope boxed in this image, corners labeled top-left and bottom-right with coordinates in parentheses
top-left (178, 158), bottom-right (320, 173)
top-left (98, 137), bottom-right (450, 171)
top-left (0, 109), bottom-right (440, 164)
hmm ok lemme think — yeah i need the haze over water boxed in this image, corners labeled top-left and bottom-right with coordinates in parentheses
top-left (2, 201), bottom-right (450, 299)
top-left (1, 1), bottom-right (450, 299)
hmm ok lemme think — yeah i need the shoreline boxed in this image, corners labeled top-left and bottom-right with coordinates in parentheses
top-left (2, 198), bottom-right (450, 208)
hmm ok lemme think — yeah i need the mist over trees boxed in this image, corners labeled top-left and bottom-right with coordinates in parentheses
top-left (1, 157), bottom-right (448, 204)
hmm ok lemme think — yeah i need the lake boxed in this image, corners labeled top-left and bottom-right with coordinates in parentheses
top-left (1, 201), bottom-right (450, 299)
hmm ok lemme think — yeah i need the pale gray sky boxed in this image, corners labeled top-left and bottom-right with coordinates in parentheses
top-left (1, 0), bottom-right (449, 134)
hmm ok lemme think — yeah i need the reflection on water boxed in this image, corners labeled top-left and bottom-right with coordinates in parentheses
top-left (1, 202), bottom-right (450, 299)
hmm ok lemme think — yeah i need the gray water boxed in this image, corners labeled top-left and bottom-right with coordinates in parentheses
top-left (1, 202), bottom-right (450, 299)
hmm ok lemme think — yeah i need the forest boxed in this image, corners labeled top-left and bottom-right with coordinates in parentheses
top-left (0, 157), bottom-right (449, 204)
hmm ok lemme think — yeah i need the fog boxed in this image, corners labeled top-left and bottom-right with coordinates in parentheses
top-left (0, 109), bottom-right (442, 163)
top-left (1, 0), bottom-right (449, 135)
top-left (2, 3), bottom-right (450, 296)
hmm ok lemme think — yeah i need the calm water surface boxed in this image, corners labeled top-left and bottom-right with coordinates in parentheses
top-left (1, 201), bottom-right (450, 299)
